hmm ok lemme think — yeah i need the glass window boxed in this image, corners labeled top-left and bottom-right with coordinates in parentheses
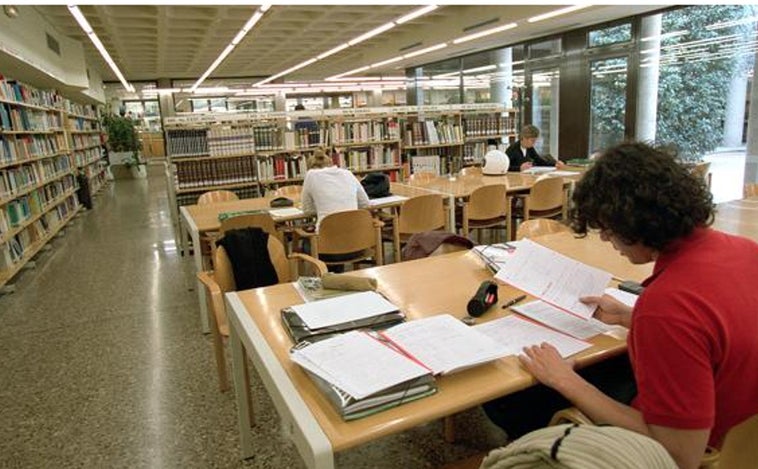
top-left (190, 99), bottom-right (209, 113)
top-left (417, 57), bottom-right (461, 105)
top-left (143, 101), bottom-right (160, 117)
top-left (589, 23), bottom-right (632, 47)
top-left (528, 38), bottom-right (561, 59)
top-left (209, 98), bottom-right (227, 112)
top-left (531, 67), bottom-right (560, 157)
top-left (589, 57), bottom-right (628, 154)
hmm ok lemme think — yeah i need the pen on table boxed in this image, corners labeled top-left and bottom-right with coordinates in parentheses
top-left (501, 294), bottom-right (527, 309)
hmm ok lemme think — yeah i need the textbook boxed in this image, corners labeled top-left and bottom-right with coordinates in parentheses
top-left (281, 290), bottom-right (405, 343)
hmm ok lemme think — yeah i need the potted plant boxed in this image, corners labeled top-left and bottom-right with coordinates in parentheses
top-left (102, 113), bottom-right (145, 178)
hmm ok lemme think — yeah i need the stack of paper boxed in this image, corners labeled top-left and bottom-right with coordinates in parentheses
top-left (281, 291), bottom-right (405, 343)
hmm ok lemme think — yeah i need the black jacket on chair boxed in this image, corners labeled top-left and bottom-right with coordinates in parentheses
top-left (216, 227), bottom-right (278, 290)
top-left (506, 140), bottom-right (556, 172)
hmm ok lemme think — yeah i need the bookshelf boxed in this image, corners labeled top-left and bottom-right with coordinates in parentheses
top-left (462, 108), bottom-right (518, 166)
top-left (64, 103), bottom-right (108, 198)
top-left (0, 75), bottom-right (82, 290)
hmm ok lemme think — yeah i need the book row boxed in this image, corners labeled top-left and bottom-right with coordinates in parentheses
top-left (334, 147), bottom-right (400, 173)
top-left (257, 155), bottom-right (308, 182)
top-left (0, 156), bottom-right (73, 200)
top-left (68, 116), bottom-right (99, 131)
top-left (462, 115), bottom-right (517, 137)
top-left (403, 120), bottom-right (463, 147)
top-left (0, 195), bottom-right (78, 272)
top-left (74, 147), bottom-right (103, 168)
top-left (0, 134), bottom-right (68, 164)
top-left (0, 174), bottom-right (77, 236)
top-left (70, 133), bottom-right (100, 150)
top-left (323, 120), bottom-right (401, 145)
top-left (0, 75), bottom-right (64, 109)
top-left (207, 126), bottom-right (256, 157)
top-left (0, 104), bottom-right (64, 132)
top-left (173, 157), bottom-right (257, 190)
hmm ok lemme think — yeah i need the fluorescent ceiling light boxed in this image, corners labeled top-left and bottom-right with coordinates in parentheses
top-left (396, 5), bottom-right (439, 24)
top-left (371, 56), bottom-right (404, 68)
top-left (317, 43), bottom-right (350, 60)
top-left (528, 5), bottom-right (592, 23)
top-left (68, 5), bottom-right (134, 92)
top-left (190, 4), bottom-right (270, 91)
top-left (706, 15), bottom-right (758, 30)
top-left (453, 22), bottom-right (517, 44)
top-left (348, 22), bottom-right (396, 46)
top-left (403, 42), bottom-right (448, 59)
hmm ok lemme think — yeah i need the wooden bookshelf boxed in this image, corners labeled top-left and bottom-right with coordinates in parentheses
top-left (0, 74), bottom-right (88, 290)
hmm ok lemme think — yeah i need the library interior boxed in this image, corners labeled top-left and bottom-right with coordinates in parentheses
top-left (1, 4), bottom-right (758, 469)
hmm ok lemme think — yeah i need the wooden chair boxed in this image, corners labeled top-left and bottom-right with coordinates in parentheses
top-left (408, 171), bottom-right (437, 183)
top-left (207, 212), bottom-right (285, 264)
top-left (690, 161), bottom-right (712, 190)
top-left (296, 209), bottom-right (384, 271)
top-left (515, 218), bottom-right (572, 241)
top-left (460, 184), bottom-right (510, 244)
top-left (383, 194), bottom-right (447, 262)
top-left (197, 189), bottom-right (239, 205)
top-left (459, 166), bottom-right (482, 176)
top-left (511, 176), bottom-right (567, 239)
top-left (197, 190), bottom-right (240, 268)
top-left (744, 182), bottom-right (758, 198)
top-left (549, 407), bottom-right (758, 468)
top-left (197, 235), bottom-right (326, 392)
top-left (270, 184), bottom-right (303, 198)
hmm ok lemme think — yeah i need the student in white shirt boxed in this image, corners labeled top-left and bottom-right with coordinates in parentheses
top-left (300, 148), bottom-right (370, 232)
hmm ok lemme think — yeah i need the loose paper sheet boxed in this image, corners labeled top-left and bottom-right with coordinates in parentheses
top-left (511, 300), bottom-right (613, 340)
top-left (474, 315), bottom-right (591, 358)
top-left (291, 291), bottom-right (398, 329)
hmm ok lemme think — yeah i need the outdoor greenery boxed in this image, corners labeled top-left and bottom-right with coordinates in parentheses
top-left (591, 5), bottom-right (755, 161)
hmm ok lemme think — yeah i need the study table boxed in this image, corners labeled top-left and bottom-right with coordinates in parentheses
top-left (224, 233), bottom-right (633, 468)
top-left (712, 196), bottom-right (758, 241)
top-left (180, 183), bottom-right (442, 332)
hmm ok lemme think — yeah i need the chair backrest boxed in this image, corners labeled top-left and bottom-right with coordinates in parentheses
top-left (271, 184), bottom-right (303, 197)
top-left (690, 161), bottom-right (712, 189)
top-left (716, 413), bottom-right (758, 468)
top-left (515, 218), bottom-right (572, 240)
top-left (744, 182), bottom-right (758, 198)
top-left (398, 194), bottom-right (446, 235)
top-left (527, 177), bottom-right (565, 212)
top-left (198, 190), bottom-right (239, 205)
top-left (317, 209), bottom-right (379, 256)
top-left (460, 166), bottom-right (482, 176)
top-left (219, 212), bottom-right (283, 244)
top-left (408, 172), bottom-right (437, 183)
top-left (215, 234), bottom-right (291, 287)
top-left (468, 184), bottom-right (508, 220)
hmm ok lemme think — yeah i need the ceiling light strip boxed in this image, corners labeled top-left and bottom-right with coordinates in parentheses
top-left (253, 5), bottom-right (438, 87)
top-left (190, 4), bottom-right (271, 92)
top-left (68, 5), bottom-right (134, 93)
top-left (453, 22), bottom-right (517, 44)
top-left (528, 4), bottom-right (592, 23)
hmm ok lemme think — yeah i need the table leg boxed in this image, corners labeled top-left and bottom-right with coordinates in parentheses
top-left (230, 324), bottom-right (256, 459)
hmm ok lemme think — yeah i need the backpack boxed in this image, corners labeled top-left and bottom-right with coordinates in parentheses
top-left (360, 172), bottom-right (391, 199)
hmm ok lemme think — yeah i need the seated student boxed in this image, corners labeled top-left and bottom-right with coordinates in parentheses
top-left (301, 148), bottom-right (370, 231)
top-left (506, 125), bottom-right (565, 172)
top-left (484, 142), bottom-right (758, 469)
top-left (481, 139), bottom-right (510, 175)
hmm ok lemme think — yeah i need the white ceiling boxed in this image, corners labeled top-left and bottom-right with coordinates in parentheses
top-left (33, 4), bottom-right (666, 86)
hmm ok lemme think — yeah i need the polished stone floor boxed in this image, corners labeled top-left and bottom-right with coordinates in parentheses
top-left (0, 165), bottom-right (504, 468)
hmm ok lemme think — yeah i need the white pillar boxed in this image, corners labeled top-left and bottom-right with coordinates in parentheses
top-left (723, 71), bottom-right (748, 148)
top-left (636, 14), bottom-right (661, 143)
top-left (744, 50), bottom-right (758, 184)
top-left (490, 48), bottom-right (513, 108)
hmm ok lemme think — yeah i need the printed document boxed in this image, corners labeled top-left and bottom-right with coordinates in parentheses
top-left (291, 291), bottom-right (398, 329)
top-left (474, 315), bottom-right (591, 358)
top-left (511, 300), bottom-right (613, 340)
top-left (494, 239), bottom-right (611, 318)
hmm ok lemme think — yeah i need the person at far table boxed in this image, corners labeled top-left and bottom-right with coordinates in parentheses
top-left (485, 141), bottom-right (758, 469)
top-left (301, 148), bottom-right (370, 232)
top-left (506, 124), bottom-right (565, 172)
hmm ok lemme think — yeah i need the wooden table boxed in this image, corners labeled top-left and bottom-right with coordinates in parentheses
top-left (225, 244), bottom-right (629, 468)
top-left (181, 184), bottom-right (443, 332)
top-left (712, 196), bottom-right (758, 241)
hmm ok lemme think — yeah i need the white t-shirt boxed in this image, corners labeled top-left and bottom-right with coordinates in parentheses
top-left (482, 147), bottom-right (510, 175)
top-left (301, 166), bottom-right (370, 231)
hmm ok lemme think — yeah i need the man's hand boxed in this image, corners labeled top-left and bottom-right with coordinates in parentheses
top-left (555, 160), bottom-right (566, 169)
top-left (581, 294), bottom-right (633, 327)
top-left (519, 342), bottom-right (579, 392)
top-left (520, 161), bottom-right (533, 171)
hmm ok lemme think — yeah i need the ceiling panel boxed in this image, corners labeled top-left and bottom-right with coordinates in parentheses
top-left (32, 4), bottom-right (665, 84)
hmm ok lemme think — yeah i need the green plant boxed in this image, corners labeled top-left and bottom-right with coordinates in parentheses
top-left (102, 113), bottom-right (140, 166)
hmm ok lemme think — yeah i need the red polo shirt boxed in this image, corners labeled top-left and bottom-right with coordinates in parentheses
top-left (628, 228), bottom-right (758, 447)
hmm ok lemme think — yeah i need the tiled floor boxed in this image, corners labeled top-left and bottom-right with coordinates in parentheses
top-left (0, 165), bottom-right (504, 468)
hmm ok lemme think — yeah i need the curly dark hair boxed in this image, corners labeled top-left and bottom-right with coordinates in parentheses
top-left (570, 142), bottom-right (714, 251)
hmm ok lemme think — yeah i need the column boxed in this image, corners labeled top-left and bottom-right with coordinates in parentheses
top-left (636, 14), bottom-right (661, 143)
top-left (723, 71), bottom-right (748, 148)
top-left (744, 49), bottom-right (758, 184)
top-left (490, 48), bottom-right (513, 109)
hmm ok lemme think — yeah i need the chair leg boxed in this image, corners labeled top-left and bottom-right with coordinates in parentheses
top-left (444, 415), bottom-right (456, 443)
top-left (208, 307), bottom-right (230, 392)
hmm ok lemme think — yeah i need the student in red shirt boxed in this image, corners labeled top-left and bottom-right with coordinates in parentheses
top-left (518, 142), bottom-right (758, 468)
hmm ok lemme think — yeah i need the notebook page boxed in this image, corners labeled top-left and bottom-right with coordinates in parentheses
top-left (474, 315), bottom-right (591, 358)
top-left (368, 195), bottom-right (409, 206)
top-left (381, 314), bottom-right (509, 375)
top-left (511, 300), bottom-right (612, 340)
top-left (291, 331), bottom-right (430, 400)
top-left (494, 239), bottom-right (611, 318)
top-left (291, 291), bottom-right (399, 329)
top-left (269, 207), bottom-right (304, 219)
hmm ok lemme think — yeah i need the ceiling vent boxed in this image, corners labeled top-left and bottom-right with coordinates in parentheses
top-left (462, 17), bottom-right (500, 32)
top-left (399, 41), bottom-right (423, 52)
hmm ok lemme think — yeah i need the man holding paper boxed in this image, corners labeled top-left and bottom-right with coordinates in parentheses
top-left (487, 142), bottom-right (758, 469)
